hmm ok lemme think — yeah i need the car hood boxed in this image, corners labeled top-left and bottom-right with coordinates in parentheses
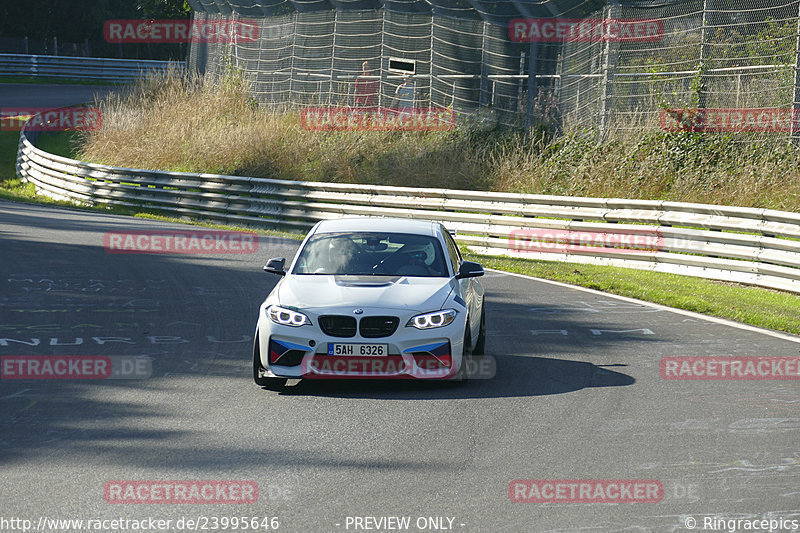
top-left (277, 275), bottom-right (455, 312)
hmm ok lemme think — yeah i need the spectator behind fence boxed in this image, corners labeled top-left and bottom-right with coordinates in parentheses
top-left (393, 75), bottom-right (415, 117)
top-left (354, 61), bottom-right (378, 108)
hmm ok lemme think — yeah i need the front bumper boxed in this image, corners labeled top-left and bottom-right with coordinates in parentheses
top-left (257, 310), bottom-right (466, 380)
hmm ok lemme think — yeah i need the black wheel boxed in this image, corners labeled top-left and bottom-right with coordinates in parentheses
top-left (253, 333), bottom-right (288, 391)
top-left (473, 305), bottom-right (486, 356)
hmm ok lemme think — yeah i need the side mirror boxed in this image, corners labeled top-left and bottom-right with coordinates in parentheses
top-left (456, 260), bottom-right (484, 279)
top-left (263, 257), bottom-right (286, 276)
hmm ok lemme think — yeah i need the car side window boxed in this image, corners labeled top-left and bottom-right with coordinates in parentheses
top-left (443, 230), bottom-right (461, 275)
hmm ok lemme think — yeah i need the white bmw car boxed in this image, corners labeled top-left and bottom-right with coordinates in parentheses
top-left (253, 217), bottom-right (485, 390)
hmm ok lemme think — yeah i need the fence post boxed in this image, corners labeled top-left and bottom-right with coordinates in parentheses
top-left (379, 10), bottom-right (386, 108)
top-left (329, 10), bottom-right (338, 106)
top-left (598, 0), bottom-right (620, 139)
top-left (428, 14), bottom-right (444, 107)
top-left (735, 73), bottom-right (741, 108)
top-left (480, 21), bottom-right (490, 107)
top-left (517, 51), bottom-right (524, 111)
top-left (697, 0), bottom-right (709, 110)
top-left (289, 14), bottom-right (297, 105)
top-left (253, 18), bottom-right (264, 103)
top-left (429, 16), bottom-right (436, 107)
top-left (230, 10), bottom-right (241, 72)
top-left (526, 41), bottom-right (539, 130)
top-left (792, 2), bottom-right (800, 145)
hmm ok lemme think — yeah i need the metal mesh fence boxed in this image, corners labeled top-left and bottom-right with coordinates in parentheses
top-left (186, 5), bottom-right (533, 127)
top-left (187, 0), bottom-right (800, 139)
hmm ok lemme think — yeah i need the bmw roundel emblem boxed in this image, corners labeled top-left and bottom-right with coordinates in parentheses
top-left (353, 309), bottom-right (363, 314)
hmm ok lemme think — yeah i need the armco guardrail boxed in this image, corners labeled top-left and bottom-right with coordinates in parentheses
top-left (0, 53), bottom-right (181, 82)
top-left (15, 116), bottom-right (800, 294)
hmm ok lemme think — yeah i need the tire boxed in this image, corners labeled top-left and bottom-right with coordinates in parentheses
top-left (253, 333), bottom-right (288, 391)
top-left (473, 305), bottom-right (486, 356)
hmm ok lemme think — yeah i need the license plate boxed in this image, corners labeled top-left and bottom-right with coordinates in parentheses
top-left (328, 343), bottom-right (388, 356)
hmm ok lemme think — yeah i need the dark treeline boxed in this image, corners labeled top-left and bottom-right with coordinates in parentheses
top-left (0, 0), bottom-right (191, 60)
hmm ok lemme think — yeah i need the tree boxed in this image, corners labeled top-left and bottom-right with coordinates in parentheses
top-left (0, 0), bottom-right (190, 58)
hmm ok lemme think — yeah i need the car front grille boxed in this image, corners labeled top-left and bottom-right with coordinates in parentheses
top-left (359, 316), bottom-right (400, 338)
top-left (319, 315), bottom-right (400, 338)
top-left (319, 315), bottom-right (357, 337)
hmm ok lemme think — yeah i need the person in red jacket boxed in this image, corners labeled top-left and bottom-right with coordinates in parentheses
top-left (354, 61), bottom-right (379, 108)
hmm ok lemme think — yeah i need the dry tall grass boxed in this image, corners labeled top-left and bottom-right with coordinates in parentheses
top-left (77, 69), bottom-right (800, 211)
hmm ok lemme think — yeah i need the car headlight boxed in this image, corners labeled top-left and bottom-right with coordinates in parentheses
top-left (406, 309), bottom-right (457, 329)
top-left (267, 306), bottom-right (312, 327)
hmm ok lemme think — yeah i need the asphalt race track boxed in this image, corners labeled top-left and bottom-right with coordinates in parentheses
top-left (1, 199), bottom-right (799, 532)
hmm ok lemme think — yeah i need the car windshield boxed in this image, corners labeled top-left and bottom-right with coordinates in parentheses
top-left (293, 232), bottom-right (449, 277)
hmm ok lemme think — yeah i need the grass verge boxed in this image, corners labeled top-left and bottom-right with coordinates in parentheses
top-left (73, 69), bottom-right (800, 211)
top-left (0, 130), bottom-right (82, 204)
top-left (464, 252), bottom-right (800, 336)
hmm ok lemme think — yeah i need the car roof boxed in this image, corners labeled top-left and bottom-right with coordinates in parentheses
top-left (312, 217), bottom-right (440, 237)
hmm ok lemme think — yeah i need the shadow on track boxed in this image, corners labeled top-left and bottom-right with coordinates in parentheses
top-left (262, 355), bottom-right (635, 400)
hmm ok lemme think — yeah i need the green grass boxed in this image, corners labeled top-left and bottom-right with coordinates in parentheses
top-left (464, 252), bottom-right (800, 336)
top-left (35, 131), bottom-right (78, 158)
top-left (0, 130), bottom-right (78, 203)
top-left (0, 130), bottom-right (20, 177)
top-left (0, 130), bottom-right (36, 202)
